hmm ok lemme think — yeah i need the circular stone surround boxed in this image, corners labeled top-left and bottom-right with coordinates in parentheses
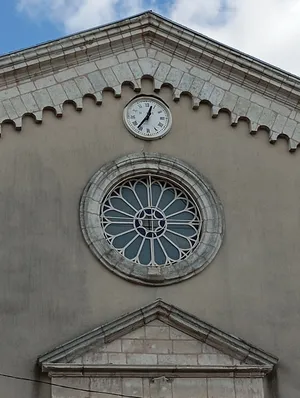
top-left (80, 153), bottom-right (225, 285)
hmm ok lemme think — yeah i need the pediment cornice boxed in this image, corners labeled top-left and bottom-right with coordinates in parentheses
top-left (38, 299), bottom-right (278, 376)
top-left (1, 11), bottom-right (300, 110)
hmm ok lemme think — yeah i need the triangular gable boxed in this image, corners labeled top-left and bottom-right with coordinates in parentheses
top-left (0, 11), bottom-right (300, 151)
top-left (38, 299), bottom-right (277, 377)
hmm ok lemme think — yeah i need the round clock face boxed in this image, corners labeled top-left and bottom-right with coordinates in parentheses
top-left (123, 96), bottom-right (172, 140)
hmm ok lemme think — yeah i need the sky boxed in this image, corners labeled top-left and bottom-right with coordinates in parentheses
top-left (1, 0), bottom-right (300, 76)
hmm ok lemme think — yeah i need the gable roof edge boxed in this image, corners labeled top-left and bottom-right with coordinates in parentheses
top-left (38, 299), bottom-right (278, 368)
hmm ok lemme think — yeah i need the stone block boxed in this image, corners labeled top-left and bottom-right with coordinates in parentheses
top-left (21, 93), bottom-right (39, 112)
top-left (234, 97), bottom-right (251, 115)
top-left (171, 58), bottom-right (191, 72)
top-left (158, 354), bottom-right (197, 365)
top-left (136, 48), bottom-right (147, 58)
top-left (54, 68), bottom-right (77, 83)
top-left (90, 377), bottom-right (122, 398)
top-left (220, 91), bottom-right (238, 110)
top-left (172, 378), bottom-right (207, 398)
top-left (247, 103), bottom-right (263, 122)
top-left (144, 340), bottom-right (172, 354)
top-left (145, 325), bottom-right (169, 339)
top-left (251, 93), bottom-right (271, 108)
top-left (147, 49), bottom-right (157, 58)
top-left (207, 378), bottom-right (235, 398)
top-left (178, 73), bottom-right (194, 91)
top-left (127, 353), bottom-right (157, 365)
top-left (230, 84), bottom-right (251, 99)
top-left (0, 86), bottom-right (19, 101)
top-left (88, 71), bottom-right (107, 91)
top-left (62, 80), bottom-right (81, 100)
top-left (189, 78), bottom-right (204, 97)
top-left (165, 67), bottom-right (183, 87)
top-left (33, 88), bottom-right (53, 109)
top-left (47, 84), bottom-right (68, 105)
top-left (75, 62), bottom-right (97, 75)
top-left (75, 76), bottom-right (94, 95)
top-left (155, 63), bottom-right (171, 82)
top-left (81, 351), bottom-right (108, 364)
top-left (128, 60), bottom-right (143, 79)
top-left (112, 63), bottom-right (134, 83)
top-left (2, 100), bottom-right (18, 119)
top-left (122, 339), bottom-right (144, 353)
top-left (18, 81), bottom-right (36, 95)
top-left (117, 50), bottom-right (137, 63)
top-left (173, 340), bottom-right (202, 354)
top-left (96, 56), bottom-right (119, 70)
top-left (108, 353), bottom-right (127, 364)
top-left (200, 81), bottom-right (214, 99)
top-left (35, 75), bottom-right (56, 89)
top-left (138, 58), bottom-right (159, 76)
top-left (122, 378), bottom-right (143, 397)
top-left (10, 97), bottom-right (27, 117)
top-left (0, 103), bottom-right (8, 119)
top-left (52, 377), bottom-right (89, 398)
top-left (169, 328), bottom-right (194, 340)
top-left (190, 66), bottom-right (211, 81)
top-left (271, 101), bottom-right (291, 117)
top-left (102, 339), bottom-right (122, 352)
top-left (210, 75), bottom-right (231, 90)
top-left (198, 353), bottom-right (233, 365)
top-left (155, 51), bottom-right (172, 64)
top-left (122, 327), bottom-right (145, 339)
top-left (258, 108), bottom-right (276, 126)
top-left (150, 377), bottom-right (172, 398)
top-left (272, 114), bottom-right (287, 133)
top-left (284, 118), bottom-right (297, 136)
top-left (234, 378), bottom-right (264, 398)
top-left (101, 67), bottom-right (119, 87)
top-left (209, 87), bottom-right (225, 106)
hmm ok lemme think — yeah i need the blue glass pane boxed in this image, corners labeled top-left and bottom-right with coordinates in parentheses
top-left (151, 182), bottom-right (162, 206)
top-left (110, 197), bottom-right (136, 215)
top-left (165, 231), bottom-right (190, 250)
top-left (125, 236), bottom-right (143, 259)
top-left (135, 182), bottom-right (148, 207)
top-left (113, 230), bottom-right (136, 249)
top-left (105, 223), bottom-right (132, 236)
top-left (154, 240), bottom-right (166, 265)
top-left (168, 211), bottom-right (195, 221)
top-left (164, 199), bottom-right (187, 216)
top-left (139, 239), bottom-right (151, 265)
top-left (167, 224), bottom-right (197, 237)
top-left (158, 188), bottom-right (175, 210)
top-left (104, 209), bottom-right (133, 221)
top-left (121, 187), bottom-right (141, 210)
top-left (159, 236), bottom-right (180, 260)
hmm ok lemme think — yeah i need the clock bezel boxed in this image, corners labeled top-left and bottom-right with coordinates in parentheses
top-left (123, 95), bottom-right (173, 140)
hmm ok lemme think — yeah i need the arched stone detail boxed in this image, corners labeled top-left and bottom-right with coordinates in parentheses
top-left (0, 48), bottom-right (300, 152)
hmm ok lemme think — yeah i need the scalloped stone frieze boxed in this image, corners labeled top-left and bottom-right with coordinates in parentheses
top-left (1, 46), bottom-right (300, 152)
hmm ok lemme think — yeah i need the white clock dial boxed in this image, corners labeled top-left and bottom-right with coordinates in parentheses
top-left (123, 96), bottom-right (172, 140)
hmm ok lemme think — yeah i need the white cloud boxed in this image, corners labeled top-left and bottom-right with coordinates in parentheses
top-left (17, 0), bottom-right (300, 75)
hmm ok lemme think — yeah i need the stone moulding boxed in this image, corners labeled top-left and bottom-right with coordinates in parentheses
top-left (0, 12), bottom-right (300, 151)
top-left (38, 299), bottom-right (278, 377)
top-left (79, 153), bottom-right (225, 286)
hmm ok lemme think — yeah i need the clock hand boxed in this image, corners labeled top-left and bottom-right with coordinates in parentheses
top-left (137, 106), bottom-right (153, 128)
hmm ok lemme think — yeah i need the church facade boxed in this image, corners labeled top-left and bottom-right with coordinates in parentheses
top-left (0, 11), bottom-right (300, 398)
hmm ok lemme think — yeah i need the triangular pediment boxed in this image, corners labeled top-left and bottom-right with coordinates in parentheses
top-left (38, 300), bottom-right (277, 377)
top-left (1, 12), bottom-right (300, 151)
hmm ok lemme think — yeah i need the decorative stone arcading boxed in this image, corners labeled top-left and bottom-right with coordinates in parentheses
top-left (1, 45), bottom-right (300, 151)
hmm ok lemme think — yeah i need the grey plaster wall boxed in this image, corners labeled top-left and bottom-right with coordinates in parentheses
top-left (0, 80), bottom-right (299, 397)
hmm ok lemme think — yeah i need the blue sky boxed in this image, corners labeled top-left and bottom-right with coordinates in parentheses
top-left (1, 0), bottom-right (300, 76)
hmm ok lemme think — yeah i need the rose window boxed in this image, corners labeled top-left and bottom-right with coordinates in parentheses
top-left (101, 176), bottom-right (202, 266)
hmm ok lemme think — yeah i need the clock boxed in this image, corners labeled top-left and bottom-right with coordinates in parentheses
top-left (123, 96), bottom-right (172, 140)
